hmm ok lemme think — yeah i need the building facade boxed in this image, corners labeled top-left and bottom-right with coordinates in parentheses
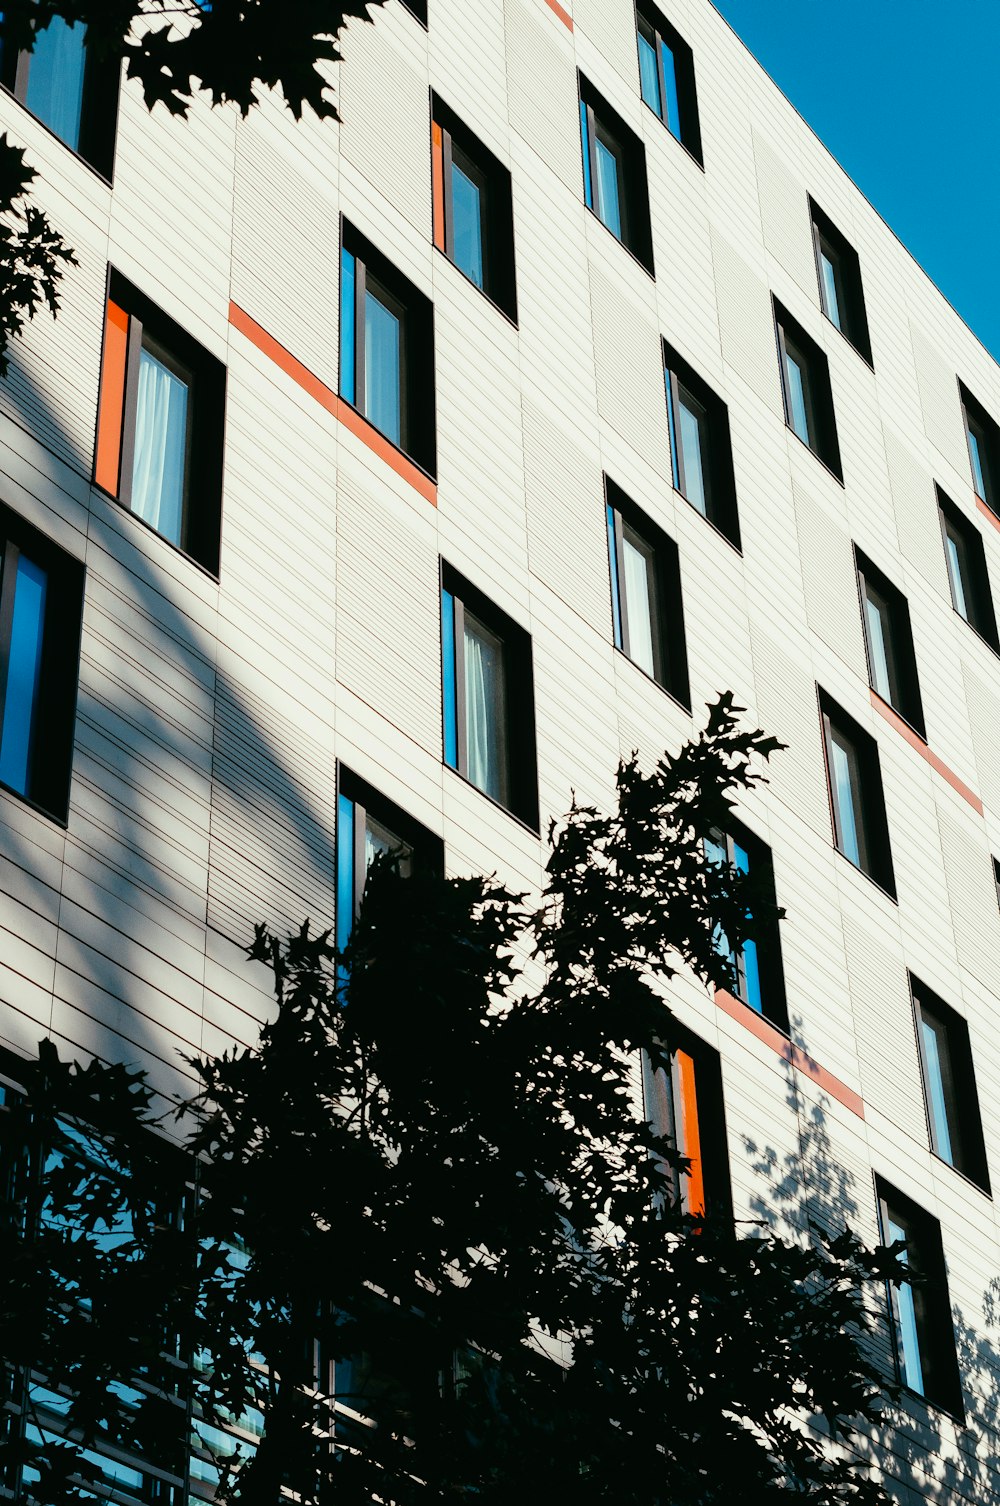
top-left (1, 0), bottom-right (1000, 1500)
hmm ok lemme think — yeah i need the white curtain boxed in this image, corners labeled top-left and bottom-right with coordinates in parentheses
top-left (131, 347), bottom-right (188, 548)
top-left (25, 19), bottom-right (87, 152)
top-left (464, 615), bottom-right (506, 803)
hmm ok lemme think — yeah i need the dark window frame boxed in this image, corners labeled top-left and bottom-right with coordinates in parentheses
top-left (773, 299), bottom-right (843, 482)
top-left (440, 562), bottom-right (539, 833)
top-left (430, 94), bottom-right (518, 324)
top-left (663, 340), bottom-right (741, 548)
top-left (0, 19), bottom-right (120, 181)
top-left (640, 1021), bottom-right (732, 1221)
top-left (399, 0), bottom-right (428, 23)
top-left (634, 0), bottom-right (703, 166)
top-left (0, 502), bottom-right (84, 825)
top-left (605, 477), bottom-right (690, 708)
top-left (910, 976), bottom-right (990, 1194)
top-left (854, 546), bottom-right (925, 737)
top-left (705, 818), bottom-right (788, 1032)
top-left (936, 486), bottom-right (999, 651)
top-left (959, 380), bottom-right (1000, 518)
top-left (808, 197), bottom-right (872, 365)
top-left (875, 1176), bottom-right (964, 1420)
top-left (336, 765), bottom-right (444, 953)
top-left (578, 72), bottom-right (655, 275)
top-left (340, 219), bottom-right (437, 480)
top-left (818, 688), bottom-right (895, 898)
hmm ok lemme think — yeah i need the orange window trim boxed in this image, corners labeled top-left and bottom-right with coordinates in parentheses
top-left (674, 1049), bottom-right (705, 1218)
top-left (95, 299), bottom-right (129, 495)
top-left (431, 121), bottom-right (446, 252)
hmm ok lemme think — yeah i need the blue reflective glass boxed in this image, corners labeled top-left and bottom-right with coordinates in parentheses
top-left (441, 589), bottom-right (458, 770)
top-left (364, 289), bottom-right (401, 446)
top-left (339, 249), bottom-right (356, 406)
top-left (451, 160), bottom-right (484, 289)
top-left (830, 734), bottom-right (862, 867)
top-left (336, 792), bottom-right (355, 954)
top-left (785, 348), bottom-right (811, 444)
top-left (733, 840), bottom-right (762, 1013)
top-left (579, 99), bottom-right (593, 209)
top-left (607, 503), bottom-right (623, 650)
top-left (678, 391), bottom-right (708, 515)
top-left (968, 425), bottom-right (988, 502)
top-left (594, 137), bottom-right (622, 239)
top-left (638, 32), bottom-right (661, 117)
top-left (921, 1017), bottom-right (955, 1164)
top-left (25, 18), bottom-right (87, 153)
top-left (665, 372), bottom-right (681, 491)
top-left (820, 249), bottom-right (842, 330)
top-left (661, 40), bottom-right (682, 140)
top-left (0, 554), bottom-right (47, 797)
top-left (887, 1214), bottom-right (925, 1394)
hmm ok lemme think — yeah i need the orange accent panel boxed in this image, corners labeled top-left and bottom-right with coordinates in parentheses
top-left (675, 1049), bottom-right (704, 1217)
top-left (544, 0), bottom-right (573, 29)
top-left (431, 122), bottom-right (446, 252)
top-left (94, 299), bottom-right (129, 494)
top-left (869, 691), bottom-right (983, 815)
top-left (715, 989), bottom-right (866, 1120)
top-left (228, 302), bottom-right (437, 507)
top-left (976, 496), bottom-right (1000, 535)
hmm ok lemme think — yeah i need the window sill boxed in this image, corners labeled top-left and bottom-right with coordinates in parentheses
top-left (674, 488), bottom-right (742, 555)
top-left (783, 424), bottom-right (844, 487)
top-left (639, 99), bottom-right (705, 173)
top-left (831, 842), bottom-right (897, 906)
top-left (951, 603), bottom-right (1000, 660)
top-left (894, 1381), bottom-right (966, 1431)
top-left (869, 689), bottom-right (925, 745)
top-left (613, 645), bottom-right (691, 715)
top-left (1, 84), bottom-right (114, 186)
top-left (714, 988), bottom-right (864, 1118)
top-left (0, 776), bottom-right (69, 831)
top-left (928, 1147), bottom-right (992, 1201)
top-left (93, 483), bottom-right (221, 584)
top-left (820, 310), bottom-right (874, 371)
top-left (975, 494), bottom-right (1000, 534)
top-left (869, 691), bottom-right (983, 815)
top-left (583, 203), bottom-right (655, 280)
top-left (443, 762), bottom-right (540, 838)
top-left (433, 246), bottom-right (518, 330)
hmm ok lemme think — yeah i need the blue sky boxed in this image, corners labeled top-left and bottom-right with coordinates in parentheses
top-left (711, 0), bottom-right (1000, 361)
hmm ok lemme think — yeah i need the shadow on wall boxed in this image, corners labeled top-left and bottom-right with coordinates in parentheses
top-left (0, 352), bottom-right (341, 1110)
top-left (744, 1022), bottom-right (1000, 1505)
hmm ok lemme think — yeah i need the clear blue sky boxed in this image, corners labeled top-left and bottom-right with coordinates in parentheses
top-left (711, 0), bottom-right (1000, 362)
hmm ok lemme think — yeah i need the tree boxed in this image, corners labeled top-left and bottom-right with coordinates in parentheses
top-left (0, 0), bottom-right (387, 371)
top-left (0, 695), bottom-right (902, 1505)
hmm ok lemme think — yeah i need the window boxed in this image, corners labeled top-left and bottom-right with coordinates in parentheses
top-left (94, 271), bottom-right (226, 576)
top-left (340, 222), bottom-right (437, 478)
top-left (441, 564), bottom-right (538, 830)
top-left (635, 0), bottom-right (702, 164)
top-left (578, 74), bottom-right (654, 274)
top-left (663, 341), bottom-right (741, 547)
top-left (854, 547), bottom-right (925, 735)
top-left (875, 1178), bottom-right (963, 1418)
top-left (399, 0), bottom-right (427, 22)
top-left (808, 199), bottom-right (872, 364)
top-left (911, 978), bottom-right (990, 1192)
top-left (605, 478), bottom-right (689, 706)
top-left (0, 503), bottom-right (83, 822)
top-left (936, 487), bottom-right (998, 649)
top-left (959, 381), bottom-right (1000, 518)
top-left (993, 855), bottom-right (1000, 913)
top-left (774, 299), bottom-right (843, 481)
top-left (0, 17), bottom-right (119, 178)
top-left (703, 823), bottom-right (788, 1031)
top-left (818, 690), bottom-right (895, 896)
top-left (431, 97), bottom-right (517, 322)
top-left (641, 1028), bottom-right (731, 1219)
top-left (335, 767), bottom-right (444, 952)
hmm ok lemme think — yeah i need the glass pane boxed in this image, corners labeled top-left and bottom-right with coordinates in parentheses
top-left (678, 388), bottom-right (709, 515)
top-left (820, 248), bottom-right (842, 330)
top-left (887, 1213), bottom-right (925, 1394)
top-left (365, 813), bottom-right (412, 879)
top-left (829, 729), bottom-right (865, 869)
top-left (638, 31), bottom-right (661, 117)
top-left (579, 99), bottom-right (593, 210)
top-left (25, 18), bottom-right (87, 153)
top-left (0, 554), bottom-right (47, 797)
top-left (945, 528), bottom-right (970, 620)
top-left (607, 504), bottom-right (623, 651)
top-left (463, 611), bottom-right (508, 804)
top-left (441, 589), bottom-right (458, 769)
top-left (131, 345), bottom-right (189, 548)
top-left (968, 422), bottom-right (988, 502)
top-left (704, 831), bottom-right (737, 979)
top-left (621, 525), bottom-right (656, 677)
top-left (336, 792), bottom-right (355, 953)
top-left (594, 136), bottom-right (622, 239)
top-left (365, 288), bottom-right (402, 446)
top-left (661, 40), bottom-right (682, 140)
top-left (451, 159), bottom-right (484, 289)
top-left (784, 346), bottom-right (812, 445)
top-left (920, 1015), bottom-right (955, 1164)
top-left (864, 584), bottom-right (900, 707)
top-left (340, 248), bottom-right (356, 406)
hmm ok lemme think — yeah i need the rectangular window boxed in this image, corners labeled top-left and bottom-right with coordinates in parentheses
top-left (936, 487), bottom-right (999, 649)
top-left (808, 199), bottom-right (872, 364)
top-left (605, 478), bottom-right (690, 707)
top-left (336, 767), bottom-right (443, 952)
top-left (94, 271), bottom-right (226, 576)
top-left (703, 823), bottom-right (788, 1031)
top-left (911, 978), bottom-right (990, 1192)
top-left (663, 340), bottom-right (741, 547)
top-left (854, 547), bottom-right (925, 735)
top-left (635, 2), bottom-right (702, 164)
top-left (340, 222), bottom-right (437, 479)
top-left (774, 299), bottom-right (843, 480)
top-left (875, 1179), bottom-right (963, 1418)
top-left (431, 97), bottom-right (517, 322)
top-left (0, 18), bottom-right (119, 178)
top-left (819, 690), bottom-right (895, 896)
top-left (0, 503), bottom-right (83, 822)
top-left (641, 1029), bottom-right (731, 1219)
top-left (441, 564), bottom-right (538, 831)
top-left (578, 74), bottom-right (654, 274)
top-left (960, 381), bottom-right (1000, 518)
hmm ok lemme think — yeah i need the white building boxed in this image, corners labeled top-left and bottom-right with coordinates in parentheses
top-left (1, 1), bottom-right (999, 1499)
